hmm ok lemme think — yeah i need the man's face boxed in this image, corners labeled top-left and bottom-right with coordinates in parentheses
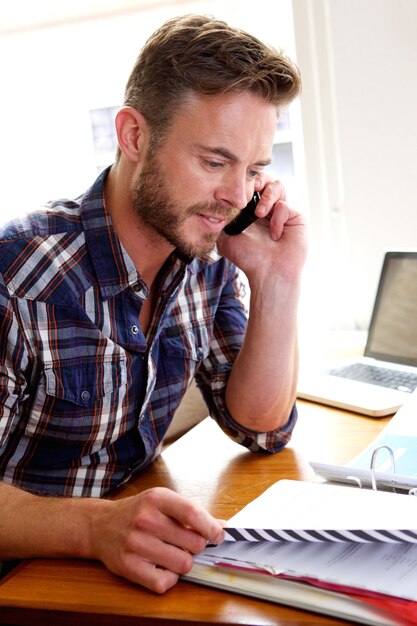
top-left (132, 149), bottom-right (232, 258)
top-left (132, 91), bottom-right (277, 258)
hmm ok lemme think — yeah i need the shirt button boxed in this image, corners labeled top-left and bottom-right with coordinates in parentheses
top-left (81, 390), bottom-right (91, 403)
top-left (131, 324), bottom-right (139, 335)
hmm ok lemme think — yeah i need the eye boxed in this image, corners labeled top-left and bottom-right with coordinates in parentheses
top-left (205, 160), bottom-right (224, 169)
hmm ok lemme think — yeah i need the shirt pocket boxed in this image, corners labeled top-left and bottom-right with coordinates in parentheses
top-left (161, 318), bottom-right (212, 362)
top-left (26, 354), bottom-right (127, 444)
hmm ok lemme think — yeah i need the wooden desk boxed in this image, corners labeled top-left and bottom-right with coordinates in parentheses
top-left (0, 400), bottom-right (389, 626)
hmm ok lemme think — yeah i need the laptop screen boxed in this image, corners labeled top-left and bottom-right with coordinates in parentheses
top-left (365, 251), bottom-right (417, 366)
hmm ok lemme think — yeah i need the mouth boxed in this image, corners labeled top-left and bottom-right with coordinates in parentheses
top-left (196, 213), bottom-right (229, 234)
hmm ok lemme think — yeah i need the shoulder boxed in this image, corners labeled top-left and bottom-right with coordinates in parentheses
top-left (0, 198), bottom-right (90, 304)
top-left (0, 197), bottom-right (83, 241)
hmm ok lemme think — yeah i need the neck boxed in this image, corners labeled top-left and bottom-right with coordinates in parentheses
top-left (104, 164), bottom-right (174, 287)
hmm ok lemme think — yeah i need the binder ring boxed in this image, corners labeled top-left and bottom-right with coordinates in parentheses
top-left (346, 475), bottom-right (362, 489)
top-left (370, 445), bottom-right (396, 491)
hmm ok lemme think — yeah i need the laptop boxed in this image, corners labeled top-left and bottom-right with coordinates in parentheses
top-left (297, 251), bottom-right (417, 417)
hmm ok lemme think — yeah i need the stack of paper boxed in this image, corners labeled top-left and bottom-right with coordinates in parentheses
top-left (184, 480), bottom-right (417, 626)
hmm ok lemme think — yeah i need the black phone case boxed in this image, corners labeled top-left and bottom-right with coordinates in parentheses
top-left (224, 192), bottom-right (261, 236)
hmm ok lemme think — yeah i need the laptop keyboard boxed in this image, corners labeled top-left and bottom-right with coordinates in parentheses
top-left (327, 362), bottom-right (417, 393)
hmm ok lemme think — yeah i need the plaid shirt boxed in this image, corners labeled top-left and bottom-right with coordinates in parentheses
top-left (0, 168), bottom-right (297, 497)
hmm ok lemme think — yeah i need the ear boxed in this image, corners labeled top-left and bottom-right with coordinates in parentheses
top-left (115, 106), bottom-right (149, 163)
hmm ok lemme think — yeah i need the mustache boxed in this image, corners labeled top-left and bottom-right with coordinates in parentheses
top-left (187, 203), bottom-right (241, 222)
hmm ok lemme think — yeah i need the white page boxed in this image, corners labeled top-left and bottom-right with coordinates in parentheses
top-left (228, 479), bottom-right (417, 529)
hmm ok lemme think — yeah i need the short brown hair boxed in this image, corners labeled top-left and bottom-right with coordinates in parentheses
top-left (123, 14), bottom-right (301, 141)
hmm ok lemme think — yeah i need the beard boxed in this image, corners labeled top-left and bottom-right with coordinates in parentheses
top-left (132, 152), bottom-right (238, 259)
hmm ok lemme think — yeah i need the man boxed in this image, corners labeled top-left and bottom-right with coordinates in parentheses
top-left (0, 15), bottom-right (306, 592)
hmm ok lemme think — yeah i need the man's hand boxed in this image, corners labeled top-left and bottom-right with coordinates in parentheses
top-left (218, 179), bottom-right (308, 286)
top-left (92, 487), bottom-right (225, 593)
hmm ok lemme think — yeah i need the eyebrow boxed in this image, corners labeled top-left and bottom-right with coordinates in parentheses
top-left (197, 144), bottom-right (272, 167)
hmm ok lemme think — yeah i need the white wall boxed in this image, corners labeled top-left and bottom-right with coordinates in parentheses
top-left (0, 0), bottom-right (297, 217)
top-left (293, 0), bottom-right (417, 331)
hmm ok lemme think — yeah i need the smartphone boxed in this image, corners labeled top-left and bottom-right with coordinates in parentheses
top-left (224, 192), bottom-right (261, 236)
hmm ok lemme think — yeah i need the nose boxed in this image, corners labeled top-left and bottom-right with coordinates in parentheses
top-left (214, 175), bottom-right (252, 210)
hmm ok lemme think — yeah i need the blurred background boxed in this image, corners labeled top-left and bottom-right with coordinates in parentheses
top-left (0, 0), bottom-right (416, 338)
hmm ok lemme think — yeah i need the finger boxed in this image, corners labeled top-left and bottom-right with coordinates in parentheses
top-left (269, 200), bottom-right (290, 241)
top-left (122, 555), bottom-right (180, 594)
top-left (140, 511), bottom-right (213, 555)
top-left (145, 488), bottom-right (225, 545)
top-left (168, 521), bottom-right (215, 554)
top-left (256, 180), bottom-right (286, 218)
top-left (125, 530), bottom-right (195, 574)
top-left (217, 518), bottom-right (228, 526)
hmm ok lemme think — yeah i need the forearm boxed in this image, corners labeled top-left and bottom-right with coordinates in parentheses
top-left (0, 480), bottom-right (224, 593)
top-left (225, 274), bottom-right (301, 432)
top-left (0, 481), bottom-right (104, 560)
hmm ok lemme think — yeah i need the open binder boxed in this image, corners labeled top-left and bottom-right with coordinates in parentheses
top-left (184, 479), bottom-right (417, 625)
top-left (184, 392), bottom-right (417, 625)
top-left (311, 388), bottom-right (417, 491)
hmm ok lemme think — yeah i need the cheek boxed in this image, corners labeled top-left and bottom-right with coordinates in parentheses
top-left (162, 158), bottom-right (214, 206)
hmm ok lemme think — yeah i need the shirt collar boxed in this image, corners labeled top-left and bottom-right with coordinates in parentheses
top-left (188, 247), bottom-right (222, 273)
top-left (80, 166), bottom-right (222, 299)
top-left (79, 167), bottom-right (139, 300)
